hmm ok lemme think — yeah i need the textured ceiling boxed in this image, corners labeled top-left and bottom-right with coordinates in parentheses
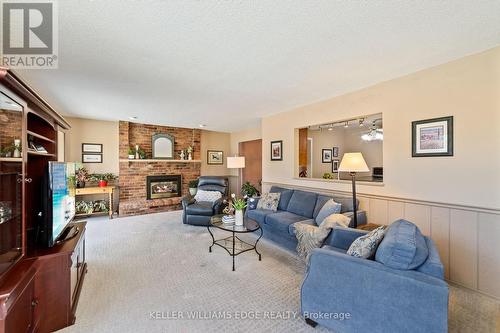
top-left (16, 0), bottom-right (500, 132)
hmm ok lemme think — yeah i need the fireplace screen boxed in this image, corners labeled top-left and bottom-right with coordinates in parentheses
top-left (146, 175), bottom-right (182, 200)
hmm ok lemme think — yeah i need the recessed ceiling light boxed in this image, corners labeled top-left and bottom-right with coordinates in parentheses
top-left (344, 121), bottom-right (349, 128)
top-left (128, 116), bottom-right (138, 120)
top-left (199, 124), bottom-right (206, 128)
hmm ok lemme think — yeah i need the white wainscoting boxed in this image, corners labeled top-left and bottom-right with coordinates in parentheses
top-left (262, 181), bottom-right (500, 300)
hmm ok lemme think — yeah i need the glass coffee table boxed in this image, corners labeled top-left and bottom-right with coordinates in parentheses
top-left (208, 214), bottom-right (263, 271)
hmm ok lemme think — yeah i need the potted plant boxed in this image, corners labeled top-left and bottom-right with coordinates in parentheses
top-left (128, 147), bottom-right (135, 159)
top-left (187, 146), bottom-right (193, 160)
top-left (76, 200), bottom-right (93, 214)
top-left (93, 200), bottom-right (108, 213)
top-left (241, 181), bottom-right (259, 198)
top-left (90, 173), bottom-right (117, 187)
top-left (76, 167), bottom-right (90, 188)
top-left (231, 193), bottom-right (247, 226)
top-left (188, 179), bottom-right (199, 196)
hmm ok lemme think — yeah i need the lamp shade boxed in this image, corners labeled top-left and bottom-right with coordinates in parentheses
top-left (338, 152), bottom-right (369, 172)
top-left (227, 156), bottom-right (245, 169)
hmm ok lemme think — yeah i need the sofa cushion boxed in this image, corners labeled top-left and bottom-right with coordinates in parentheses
top-left (322, 244), bottom-right (348, 255)
top-left (315, 199), bottom-right (342, 225)
top-left (288, 219), bottom-right (315, 236)
top-left (265, 211), bottom-right (308, 233)
top-left (347, 226), bottom-right (386, 259)
top-left (270, 186), bottom-right (294, 211)
top-left (247, 209), bottom-right (276, 225)
top-left (375, 219), bottom-right (429, 270)
top-left (416, 237), bottom-right (445, 279)
top-left (256, 193), bottom-right (281, 211)
top-left (286, 190), bottom-right (317, 218)
top-left (185, 201), bottom-right (213, 216)
top-left (295, 222), bottom-right (330, 259)
top-left (332, 195), bottom-right (358, 213)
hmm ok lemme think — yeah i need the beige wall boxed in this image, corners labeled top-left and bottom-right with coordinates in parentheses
top-left (307, 129), bottom-right (345, 178)
top-left (65, 117), bottom-right (120, 174)
top-left (200, 130), bottom-right (231, 176)
top-left (262, 47), bottom-right (500, 210)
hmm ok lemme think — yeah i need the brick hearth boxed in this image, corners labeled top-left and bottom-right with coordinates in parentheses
top-left (119, 121), bottom-right (201, 216)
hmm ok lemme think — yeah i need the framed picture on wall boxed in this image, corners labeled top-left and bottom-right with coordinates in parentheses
top-left (207, 150), bottom-right (224, 165)
top-left (82, 143), bottom-right (103, 153)
top-left (332, 159), bottom-right (340, 172)
top-left (412, 116), bottom-right (453, 157)
top-left (270, 140), bottom-right (283, 161)
top-left (322, 149), bottom-right (332, 163)
top-left (82, 154), bottom-right (102, 163)
top-left (332, 146), bottom-right (339, 157)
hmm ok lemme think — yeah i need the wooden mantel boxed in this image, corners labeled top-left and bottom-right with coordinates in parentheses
top-left (119, 159), bottom-right (201, 163)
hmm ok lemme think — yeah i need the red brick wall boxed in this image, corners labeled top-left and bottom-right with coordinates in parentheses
top-left (0, 110), bottom-right (22, 150)
top-left (118, 121), bottom-right (201, 216)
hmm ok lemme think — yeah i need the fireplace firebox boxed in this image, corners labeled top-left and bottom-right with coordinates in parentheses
top-left (146, 175), bottom-right (182, 200)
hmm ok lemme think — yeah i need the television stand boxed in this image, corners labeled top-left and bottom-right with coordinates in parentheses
top-left (56, 224), bottom-right (80, 244)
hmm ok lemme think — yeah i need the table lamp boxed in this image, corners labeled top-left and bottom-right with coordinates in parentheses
top-left (338, 152), bottom-right (369, 228)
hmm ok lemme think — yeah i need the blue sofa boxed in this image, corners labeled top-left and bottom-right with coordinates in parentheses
top-left (301, 220), bottom-right (449, 333)
top-left (246, 186), bottom-right (367, 252)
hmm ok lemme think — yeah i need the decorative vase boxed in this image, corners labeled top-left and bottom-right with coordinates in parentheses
top-left (98, 180), bottom-right (108, 187)
top-left (135, 145), bottom-right (139, 159)
top-left (76, 181), bottom-right (86, 189)
top-left (189, 187), bottom-right (197, 196)
top-left (188, 152), bottom-right (192, 160)
top-left (235, 209), bottom-right (243, 226)
top-left (13, 139), bottom-right (21, 158)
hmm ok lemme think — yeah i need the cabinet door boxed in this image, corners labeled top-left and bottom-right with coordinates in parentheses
top-left (4, 278), bottom-right (34, 333)
top-left (0, 90), bottom-right (25, 277)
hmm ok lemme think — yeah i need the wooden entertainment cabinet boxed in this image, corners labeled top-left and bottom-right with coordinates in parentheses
top-left (0, 68), bottom-right (87, 333)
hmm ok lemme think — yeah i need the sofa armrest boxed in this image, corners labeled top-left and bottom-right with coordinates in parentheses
top-left (212, 197), bottom-right (227, 214)
top-left (301, 248), bottom-right (448, 332)
top-left (181, 195), bottom-right (195, 209)
top-left (325, 227), bottom-right (368, 250)
top-left (342, 210), bottom-right (367, 227)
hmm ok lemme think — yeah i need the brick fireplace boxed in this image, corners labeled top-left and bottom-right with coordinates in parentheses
top-left (118, 121), bottom-right (201, 216)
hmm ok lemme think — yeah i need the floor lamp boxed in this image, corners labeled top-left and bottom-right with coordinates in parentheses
top-left (227, 156), bottom-right (246, 195)
top-left (338, 152), bottom-right (369, 228)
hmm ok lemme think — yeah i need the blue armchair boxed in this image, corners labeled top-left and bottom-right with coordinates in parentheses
top-left (301, 224), bottom-right (449, 333)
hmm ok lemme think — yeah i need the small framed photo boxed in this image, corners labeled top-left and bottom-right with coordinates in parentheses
top-left (82, 154), bottom-right (102, 163)
top-left (322, 149), bottom-right (332, 163)
top-left (332, 159), bottom-right (340, 172)
top-left (270, 140), bottom-right (283, 161)
top-left (332, 146), bottom-right (339, 157)
top-left (207, 150), bottom-right (223, 165)
top-left (82, 143), bottom-right (103, 153)
top-left (412, 116), bottom-right (453, 157)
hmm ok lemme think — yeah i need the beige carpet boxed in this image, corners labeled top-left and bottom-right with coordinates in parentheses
top-left (60, 211), bottom-right (499, 333)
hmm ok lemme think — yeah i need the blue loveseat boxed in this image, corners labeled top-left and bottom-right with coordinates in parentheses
top-left (301, 220), bottom-right (449, 333)
top-left (246, 186), bottom-right (367, 252)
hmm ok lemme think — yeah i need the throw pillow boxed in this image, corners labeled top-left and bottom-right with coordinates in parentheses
top-left (315, 199), bottom-right (342, 225)
top-left (319, 213), bottom-right (351, 229)
top-left (347, 226), bottom-right (386, 259)
top-left (295, 223), bottom-right (330, 260)
top-left (194, 190), bottom-right (222, 203)
top-left (256, 193), bottom-right (281, 211)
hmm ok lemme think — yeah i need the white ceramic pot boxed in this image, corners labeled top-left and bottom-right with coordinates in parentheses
top-left (235, 210), bottom-right (244, 226)
top-left (189, 188), bottom-right (197, 196)
top-left (128, 154), bottom-right (135, 159)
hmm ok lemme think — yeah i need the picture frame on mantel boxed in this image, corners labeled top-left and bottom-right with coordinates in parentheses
top-left (412, 116), bottom-right (453, 157)
top-left (152, 133), bottom-right (175, 159)
top-left (270, 140), bottom-right (283, 161)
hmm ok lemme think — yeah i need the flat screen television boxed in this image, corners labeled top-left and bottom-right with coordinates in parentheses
top-left (38, 162), bottom-right (76, 247)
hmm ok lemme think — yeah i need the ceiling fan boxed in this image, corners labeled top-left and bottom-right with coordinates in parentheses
top-left (361, 121), bottom-right (383, 141)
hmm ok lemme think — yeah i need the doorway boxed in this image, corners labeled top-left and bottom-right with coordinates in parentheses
top-left (238, 139), bottom-right (262, 193)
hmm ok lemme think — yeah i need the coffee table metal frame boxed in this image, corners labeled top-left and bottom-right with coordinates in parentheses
top-left (207, 215), bottom-right (262, 271)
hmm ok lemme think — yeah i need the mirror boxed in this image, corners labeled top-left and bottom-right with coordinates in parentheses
top-left (152, 133), bottom-right (174, 159)
top-left (297, 113), bottom-right (383, 182)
